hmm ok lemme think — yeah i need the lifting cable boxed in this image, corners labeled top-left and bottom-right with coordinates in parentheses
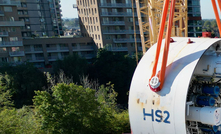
top-left (131, 0), bottom-right (138, 65)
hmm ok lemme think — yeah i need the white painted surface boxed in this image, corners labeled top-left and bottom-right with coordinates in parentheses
top-left (129, 37), bottom-right (221, 134)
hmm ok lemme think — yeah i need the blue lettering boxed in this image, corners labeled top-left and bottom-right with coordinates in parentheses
top-left (155, 110), bottom-right (162, 122)
top-left (163, 111), bottom-right (170, 124)
top-left (143, 108), bottom-right (154, 121)
top-left (143, 108), bottom-right (170, 124)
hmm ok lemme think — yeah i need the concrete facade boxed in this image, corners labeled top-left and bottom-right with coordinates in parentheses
top-left (0, 1), bottom-right (25, 63)
top-left (18, 0), bottom-right (63, 38)
top-left (187, 0), bottom-right (202, 37)
top-left (23, 37), bottom-right (96, 68)
top-left (76, 0), bottom-right (142, 54)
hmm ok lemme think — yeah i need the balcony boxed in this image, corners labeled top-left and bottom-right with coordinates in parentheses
top-left (72, 46), bottom-right (77, 50)
top-left (0, 31), bottom-right (8, 37)
top-left (35, 57), bottom-right (45, 61)
top-left (113, 38), bottom-right (141, 43)
top-left (188, 23), bottom-right (202, 27)
top-left (0, 0), bottom-right (21, 6)
top-left (60, 46), bottom-right (69, 51)
top-left (25, 48), bottom-right (43, 54)
top-left (18, 14), bottom-right (29, 17)
top-left (102, 21), bottom-right (125, 25)
top-left (46, 47), bottom-right (57, 51)
top-left (0, 41), bottom-right (23, 47)
top-left (34, 47), bottom-right (43, 51)
top-left (99, 3), bottom-right (135, 8)
top-left (100, 12), bottom-right (146, 17)
top-left (101, 12), bottom-right (128, 16)
top-left (103, 30), bottom-right (140, 34)
top-left (105, 46), bottom-right (128, 51)
top-left (80, 54), bottom-right (95, 59)
top-left (0, 21), bottom-right (24, 27)
top-left (0, 10), bottom-right (4, 16)
top-left (73, 4), bottom-right (77, 8)
top-left (79, 45), bottom-right (94, 50)
top-left (48, 56), bottom-right (59, 61)
top-left (9, 51), bottom-right (25, 57)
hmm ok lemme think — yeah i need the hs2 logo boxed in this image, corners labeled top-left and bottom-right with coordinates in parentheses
top-left (143, 108), bottom-right (170, 124)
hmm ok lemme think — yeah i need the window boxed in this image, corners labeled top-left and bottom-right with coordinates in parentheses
top-left (98, 35), bottom-right (100, 40)
top-left (0, 47), bottom-right (6, 53)
top-left (37, 4), bottom-right (40, 9)
top-left (26, 25), bottom-right (31, 29)
top-left (10, 17), bottom-right (14, 21)
top-left (21, 3), bottom-right (27, 7)
top-left (38, 11), bottom-right (41, 16)
top-left (11, 47), bottom-right (19, 51)
top-left (13, 57), bottom-right (22, 62)
top-left (94, 26), bottom-right (96, 31)
top-left (24, 11), bottom-right (28, 15)
top-left (25, 18), bottom-right (29, 22)
top-left (18, 11), bottom-right (22, 15)
top-left (106, 35), bottom-right (111, 39)
top-left (97, 26), bottom-right (99, 31)
top-left (10, 37), bottom-right (18, 41)
top-left (4, 7), bottom-right (12, 12)
top-left (96, 17), bottom-right (98, 22)
top-left (8, 27), bottom-right (16, 32)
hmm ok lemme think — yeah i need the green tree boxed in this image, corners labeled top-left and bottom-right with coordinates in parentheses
top-left (0, 63), bottom-right (47, 108)
top-left (53, 54), bottom-right (88, 83)
top-left (89, 49), bottom-right (137, 104)
top-left (33, 83), bottom-right (130, 134)
top-left (0, 74), bottom-right (13, 109)
top-left (0, 78), bottom-right (43, 134)
top-left (204, 20), bottom-right (211, 28)
top-left (211, 20), bottom-right (217, 28)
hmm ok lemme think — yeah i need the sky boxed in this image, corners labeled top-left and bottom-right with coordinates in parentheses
top-left (60, 0), bottom-right (78, 18)
top-left (60, 0), bottom-right (219, 19)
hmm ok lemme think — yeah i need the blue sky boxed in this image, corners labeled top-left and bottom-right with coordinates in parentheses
top-left (60, 0), bottom-right (218, 19)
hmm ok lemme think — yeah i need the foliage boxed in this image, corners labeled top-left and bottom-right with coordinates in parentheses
top-left (62, 18), bottom-right (80, 28)
top-left (34, 82), bottom-right (130, 134)
top-left (0, 82), bottom-right (43, 134)
top-left (89, 49), bottom-right (137, 104)
top-left (0, 63), bottom-right (47, 108)
top-left (202, 19), bottom-right (219, 37)
top-left (0, 75), bottom-right (13, 109)
top-left (53, 54), bottom-right (88, 83)
top-left (0, 107), bottom-right (44, 134)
